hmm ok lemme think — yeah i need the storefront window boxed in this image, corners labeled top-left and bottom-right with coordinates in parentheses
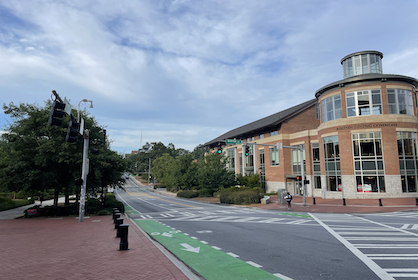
top-left (227, 148), bottom-right (235, 169)
top-left (352, 132), bottom-right (385, 193)
top-left (397, 132), bottom-right (418, 192)
top-left (323, 136), bottom-right (340, 191)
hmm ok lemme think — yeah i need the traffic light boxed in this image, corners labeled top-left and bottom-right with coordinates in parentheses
top-left (65, 115), bottom-right (80, 142)
top-left (296, 176), bottom-right (301, 181)
top-left (245, 145), bottom-right (250, 156)
top-left (217, 143), bottom-right (223, 154)
top-left (48, 101), bottom-right (66, 126)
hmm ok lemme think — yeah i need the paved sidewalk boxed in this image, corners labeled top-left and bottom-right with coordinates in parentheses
top-left (0, 215), bottom-right (197, 280)
top-left (255, 195), bottom-right (418, 213)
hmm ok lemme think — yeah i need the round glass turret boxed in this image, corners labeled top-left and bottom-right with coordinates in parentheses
top-left (341, 51), bottom-right (383, 79)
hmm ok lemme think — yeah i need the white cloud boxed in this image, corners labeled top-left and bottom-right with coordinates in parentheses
top-left (0, 0), bottom-right (417, 153)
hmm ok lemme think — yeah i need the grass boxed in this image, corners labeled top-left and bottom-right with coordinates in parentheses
top-left (0, 198), bottom-right (33, 211)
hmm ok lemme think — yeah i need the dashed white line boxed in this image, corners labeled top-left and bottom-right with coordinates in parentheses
top-left (227, 252), bottom-right (239, 258)
top-left (246, 261), bottom-right (262, 268)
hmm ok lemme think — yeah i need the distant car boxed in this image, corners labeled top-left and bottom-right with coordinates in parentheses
top-left (125, 176), bottom-right (129, 180)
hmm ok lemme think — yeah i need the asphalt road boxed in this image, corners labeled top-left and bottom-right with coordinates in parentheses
top-left (115, 179), bottom-right (418, 280)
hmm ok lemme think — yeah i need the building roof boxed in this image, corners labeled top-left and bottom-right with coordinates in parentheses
top-left (204, 98), bottom-right (317, 147)
top-left (315, 73), bottom-right (418, 98)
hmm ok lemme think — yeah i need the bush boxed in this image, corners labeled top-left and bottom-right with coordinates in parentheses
top-left (236, 174), bottom-right (260, 188)
top-left (219, 190), bottom-right (261, 205)
top-left (0, 192), bottom-right (14, 199)
top-left (198, 188), bottom-right (213, 197)
top-left (177, 190), bottom-right (198, 198)
top-left (105, 193), bottom-right (125, 213)
top-left (0, 196), bottom-right (16, 211)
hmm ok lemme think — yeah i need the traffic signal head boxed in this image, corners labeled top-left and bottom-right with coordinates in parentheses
top-left (245, 145), bottom-right (250, 156)
top-left (65, 115), bottom-right (80, 142)
top-left (217, 143), bottom-right (223, 154)
top-left (48, 101), bottom-right (66, 126)
top-left (296, 176), bottom-right (301, 181)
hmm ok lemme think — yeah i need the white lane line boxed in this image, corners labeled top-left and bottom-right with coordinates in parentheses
top-left (413, 224), bottom-right (418, 230)
top-left (345, 237), bottom-right (418, 241)
top-left (337, 232), bottom-right (406, 235)
top-left (227, 252), bottom-right (239, 258)
top-left (200, 241), bottom-right (208, 244)
top-left (258, 218), bottom-right (286, 223)
top-left (401, 224), bottom-right (410, 229)
top-left (233, 217), bottom-right (262, 222)
top-left (273, 273), bottom-right (294, 280)
top-left (309, 213), bottom-right (394, 280)
top-left (191, 236), bottom-right (198, 240)
top-left (355, 216), bottom-right (418, 237)
top-left (389, 274), bottom-right (418, 278)
top-left (212, 246), bottom-right (222, 250)
top-left (286, 220), bottom-right (311, 225)
top-left (385, 269), bottom-right (418, 272)
top-left (246, 261), bottom-right (262, 268)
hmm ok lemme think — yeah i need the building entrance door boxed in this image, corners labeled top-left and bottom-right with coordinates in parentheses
top-left (294, 181), bottom-right (302, 195)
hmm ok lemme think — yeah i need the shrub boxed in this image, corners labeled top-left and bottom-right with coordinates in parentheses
top-left (219, 190), bottom-right (261, 205)
top-left (198, 188), bottom-right (213, 197)
top-left (0, 192), bottom-right (14, 199)
top-left (177, 190), bottom-right (198, 198)
top-left (0, 196), bottom-right (16, 211)
top-left (105, 193), bottom-right (125, 213)
top-left (16, 191), bottom-right (29, 199)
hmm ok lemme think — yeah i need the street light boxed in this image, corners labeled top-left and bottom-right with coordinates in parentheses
top-left (77, 99), bottom-right (93, 122)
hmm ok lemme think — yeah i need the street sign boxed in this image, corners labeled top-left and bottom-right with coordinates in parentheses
top-left (63, 97), bottom-right (72, 116)
top-left (225, 139), bottom-right (242, 145)
top-left (276, 142), bottom-right (283, 150)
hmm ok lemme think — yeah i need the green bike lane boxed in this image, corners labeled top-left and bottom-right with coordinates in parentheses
top-left (135, 219), bottom-right (284, 280)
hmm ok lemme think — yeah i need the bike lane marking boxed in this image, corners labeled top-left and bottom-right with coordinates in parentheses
top-left (135, 219), bottom-right (286, 280)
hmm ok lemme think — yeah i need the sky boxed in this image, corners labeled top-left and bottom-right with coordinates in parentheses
top-left (1, 0), bottom-right (418, 154)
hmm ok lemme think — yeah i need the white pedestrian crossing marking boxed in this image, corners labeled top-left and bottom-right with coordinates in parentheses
top-left (311, 212), bottom-right (418, 280)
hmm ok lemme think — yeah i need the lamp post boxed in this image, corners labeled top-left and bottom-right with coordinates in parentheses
top-left (78, 99), bottom-right (93, 223)
top-left (77, 99), bottom-right (93, 122)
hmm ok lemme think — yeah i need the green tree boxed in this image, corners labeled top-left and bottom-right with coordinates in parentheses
top-left (197, 152), bottom-right (236, 194)
top-left (152, 153), bottom-right (178, 190)
top-left (0, 101), bottom-right (125, 206)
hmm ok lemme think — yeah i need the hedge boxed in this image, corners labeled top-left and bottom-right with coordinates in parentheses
top-left (219, 190), bottom-right (261, 205)
top-left (177, 190), bottom-right (199, 198)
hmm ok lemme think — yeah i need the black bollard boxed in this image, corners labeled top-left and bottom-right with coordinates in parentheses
top-left (416, 198), bottom-right (418, 206)
top-left (115, 217), bottom-right (124, 234)
top-left (113, 210), bottom-right (120, 222)
top-left (119, 224), bottom-right (129, 250)
top-left (343, 198), bottom-right (346, 206)
top-left (379, 199), bottom-right (383, 206)
top-left (313, 197), bottom-right (316, 205)
top-left (113, 213), bottom-right (121, 224)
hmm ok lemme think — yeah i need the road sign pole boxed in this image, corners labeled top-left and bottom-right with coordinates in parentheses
top-left (79, 130), bottom-right (89, 222)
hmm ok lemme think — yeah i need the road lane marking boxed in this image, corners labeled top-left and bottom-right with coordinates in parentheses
top-left (309, 213), bottom-right (394, 280)
top-left (247, 261), bottom-right (262, 268)
top-left (127, 191), bottom-right (202, 208)
top-left (135, 219), bottom-right (286, 280)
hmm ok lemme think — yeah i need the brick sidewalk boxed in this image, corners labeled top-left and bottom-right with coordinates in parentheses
top-left (0, 215), bottom-right (193, 280)
top-left (255, 195), bottom-right (418, 213)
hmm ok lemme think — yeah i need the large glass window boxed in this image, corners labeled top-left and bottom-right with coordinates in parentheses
top-left (292, 145), bottom-right (305, 175)
top-left (346, 90), bottom-right (382, 117)
top-left (312, 143), bottom-right (321, 189)
top-left (352, 132), bottom-right (385, 193)
top-left (387, 89), bottom-right (413, 115)
top-left (323, 136), bottom-right (340, 191)
top-left (259, 149), bottom-right (265, 170)
top-left (322, 95), bottom-right (342, 123)
top-left (270, 147), bottom-right (279, 166)
top-left (397, 132), bottom-right (418, 193)
top-left (227, 148), bottom-right (235, 169)
top-left (343, 53), bottom-right (382, 78)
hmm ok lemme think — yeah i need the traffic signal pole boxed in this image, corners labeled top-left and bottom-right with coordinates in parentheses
top-left (79, 129), bottom-right (89, 222)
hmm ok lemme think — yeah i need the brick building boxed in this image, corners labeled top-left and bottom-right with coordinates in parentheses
top-left (204, 50), bottom-right (418, 199)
